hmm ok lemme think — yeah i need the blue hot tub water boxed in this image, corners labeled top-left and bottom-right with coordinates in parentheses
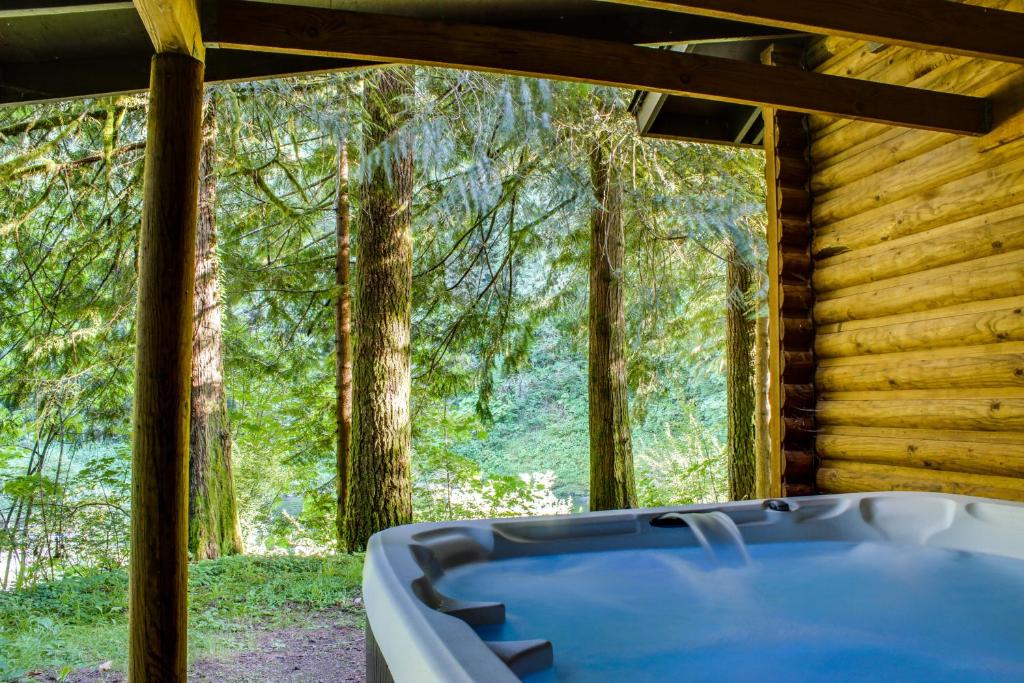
top-left (434, 539), bottom-right (1024, 682)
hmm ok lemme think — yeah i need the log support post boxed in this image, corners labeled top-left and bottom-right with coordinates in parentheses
top-left (129, 52), bottom-right (205, 683)
top-left (762, 43), bottom-right (817, 497)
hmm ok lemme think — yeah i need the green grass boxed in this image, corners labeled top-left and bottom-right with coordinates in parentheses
top-left (0, 554), bottom-right (364, 681)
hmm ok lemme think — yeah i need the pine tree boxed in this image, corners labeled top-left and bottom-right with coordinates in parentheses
top-left (754, 312), bottom-right (770, 498)
top-left (335, 139), bottom-right (353, 549)
top-left (189, 96), bottom-right (244, 559)
top-left (726, 241), bottom-right (757, 501)
top-left (587, 132), bottom-right (637, 511)
top-left (344, 68), bottom-right (415, 552)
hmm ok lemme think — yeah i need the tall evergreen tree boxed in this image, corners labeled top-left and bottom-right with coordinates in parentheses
top-left (587, 132), bottom-right (637, 511)
top-left (726, 242), bottom-right (756, 500)
top-left (344, 68), bottom-right (415, 551)
top-left (754, 312), bottom-right (770, 498)
top-left (189, 97), bottom-right (244, 559)
top-left (335, 139), bottom-right (353, 548)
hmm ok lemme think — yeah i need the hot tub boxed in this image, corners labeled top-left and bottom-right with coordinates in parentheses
top-left (363, 492), bottom-right (1024, 682)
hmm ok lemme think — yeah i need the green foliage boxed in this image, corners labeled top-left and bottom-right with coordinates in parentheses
top-left (1, 68), bottom-right (765, 584)
top-left (0, 554), bottom-right (363, 679)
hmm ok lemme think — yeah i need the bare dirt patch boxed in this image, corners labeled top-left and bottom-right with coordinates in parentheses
top-left (28, 609), bottom-right (366, 683)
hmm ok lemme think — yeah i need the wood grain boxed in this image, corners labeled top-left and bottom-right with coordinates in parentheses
top-left (208, 0), bottom-right (992, 135)
top-left (817, 460), bottom-right (1024, 501)
top-left (132, 0), bottom-right (204, 60)
top-left (602, 0), bottom-right (1024, 64)
top-left (129, 52), bottom-right (204, 683)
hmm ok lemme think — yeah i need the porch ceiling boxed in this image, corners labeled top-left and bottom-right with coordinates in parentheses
top-left (0, 0), bottom-right (791, 105)
top-left (630, 39), bottom-right (775, 148)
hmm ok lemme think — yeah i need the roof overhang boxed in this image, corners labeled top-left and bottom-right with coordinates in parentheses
top-left (629, 40), bottom-right (779, 148)
top-left (0, 0), bottom-right (794, 105)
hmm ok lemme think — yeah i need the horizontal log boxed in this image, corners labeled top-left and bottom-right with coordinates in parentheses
top-left (773, 116), bottom-right (811, 153)
top-left (816, 430), bottom-right (1024, 477)
top-left (782, 412), bottom-right (816, 440)
top-left (817, 393), bottom-right (1024, 431)
top-left (781, 382), bottom-right (815, 408)
top-left (781, 315), bottom-right (814, 345)
top-left (820, 424), bottom-right (1024, 443)
top-left (814, 249), bottom-right (1024, 325)
top-left (778, 186), bottom-right (810, 216)
top-left (821, 387), bottom-right (1024, 400)
top-left (776, 155), bottom-right (810, 186)
top-left (813, 154), bottom-right (1024, 253)
top-left (779, 216), bottom-right (811, 247)
top-left (813, 133), bottom-right (1024, 227)
top-left (210, 1), bottom-right (993, 134)
top-left (781, 283), bottom-right (814, 314)
top-left (816, 459), bottom-right (1024, 502)
top-left (816, 296), bottom-right (1024, 357)
top-left (780, 245), bottom-right (812, 279)
top-left (812, 127), bottom-right (954, 194)
top-left (817, 342), bottom-right (1024, 391)
top-left (782, 449), bottom-right (814, 480)
top-left (813, 205), bottom-right (1024, 291)
top-left (602, 0), bottom-right (1024, 65)
top-left (782, 351), bottom-right (816, 383)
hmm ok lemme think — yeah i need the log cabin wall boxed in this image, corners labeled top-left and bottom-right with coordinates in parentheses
top-left (805, 0), bottom-right (1024, 502)
top-left (762, 45), bottom-right (817, 498)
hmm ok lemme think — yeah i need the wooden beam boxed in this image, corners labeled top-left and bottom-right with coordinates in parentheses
top-left (504, 11), bottom-right (798, 46)
top-left (0, 0), bottom-right (130, 17)
top-left (0, 51), bottom-right (371, 106)
top-left (129, 52), bottom-right (204, 683)
top-left (133, 0), bottom-right (203, 61)
top-left (600, 0), bottom-right (1024, 65)
top-left (732, 107), bottom-right (762, 145)
top-left (208, 0), bottom-right (990, 135)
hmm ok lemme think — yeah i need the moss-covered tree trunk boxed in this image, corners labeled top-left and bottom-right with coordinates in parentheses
top-left (726, 243), bottom-right (757, 501)
top-left (344, 68), bottom-right (414, 552)
top-left (754, 313), bottom-right (771, 498)
top-left (587, 137), bottom-right (637, 511)
top-left (188, 97), bottom-right (243, 560)
top-left (335, 139), bottom-right (353, 549)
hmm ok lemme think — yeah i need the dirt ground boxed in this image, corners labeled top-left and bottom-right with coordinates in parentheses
top-left (29, 609), bottom-right (366, 683)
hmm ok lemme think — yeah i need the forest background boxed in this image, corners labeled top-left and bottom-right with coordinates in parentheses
top-left (0, 67), bottom-right (765, 596)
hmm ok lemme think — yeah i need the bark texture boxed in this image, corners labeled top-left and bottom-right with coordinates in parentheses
top-left (344, 68), bottom-right (414, 552)
top-left (335, 140), bottom-right (353, 549)
top-left (188, 96), bottom-right (243, 561)
top-left (754, 314), bottom-right (771, 498)
top-left (587, 137), bottom-right (637, 511)
top-left (726, 243), bottom-right (757, 500)
top-left (129, 53), bottom-right (204, 683)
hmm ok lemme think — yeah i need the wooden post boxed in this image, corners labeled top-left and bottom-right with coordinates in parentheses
top-left (129, 52), bottom-right (205, 683)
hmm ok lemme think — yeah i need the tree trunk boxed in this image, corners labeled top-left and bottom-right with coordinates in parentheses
top-left (587, 136), bottom-right (637, 511)
top-left (344, 68), bottom-right (415, 552)
top-left (335, 139), bottom-right (353, 549)
top-left (726, 243), bottom-right (757, 501)
top-left (188, 95), bottom-right (243, 561)
top-left (754, 313), bottom-right (771, 498)
top-left (129, 53), bottom-right (204, 683)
